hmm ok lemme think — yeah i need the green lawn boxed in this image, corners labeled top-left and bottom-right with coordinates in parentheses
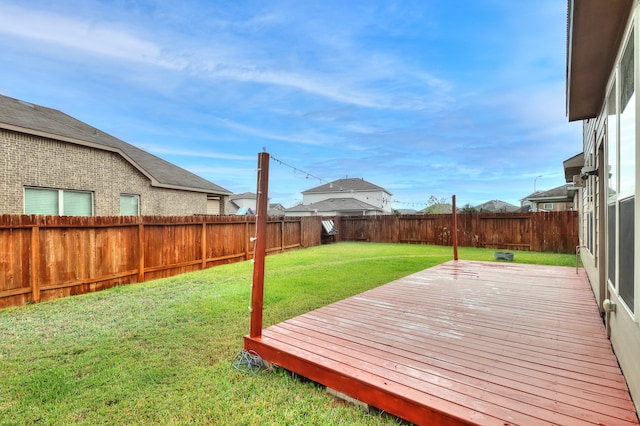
top-left (0, 243), bottom-right (578, 425)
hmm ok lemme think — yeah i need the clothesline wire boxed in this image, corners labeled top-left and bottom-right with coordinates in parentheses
top-left (269, 154), bottom-right (428, 208)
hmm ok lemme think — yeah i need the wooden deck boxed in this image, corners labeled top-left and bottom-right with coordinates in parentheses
top-left (244, 260), bottom-right (639, 425)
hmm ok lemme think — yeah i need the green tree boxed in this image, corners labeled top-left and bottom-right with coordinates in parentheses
top-left (459, 203), bottom-right (478, 213)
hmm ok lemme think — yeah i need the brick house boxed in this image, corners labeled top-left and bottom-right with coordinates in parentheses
top-left (0, 94), bottom-right (232, 216)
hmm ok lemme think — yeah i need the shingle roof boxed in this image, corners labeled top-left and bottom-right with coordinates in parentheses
top-left (230, 192), bottom-right (256, 200)
top-left (522, 184), bottom-right (574, 202)
top-left (0, 94), bottom-right (232, 195)
top-left (285, 197), bottom-right (380, 213)
top-left (302, 178), bottom-right (390, 195)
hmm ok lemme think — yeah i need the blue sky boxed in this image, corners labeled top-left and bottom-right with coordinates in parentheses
top-left (0, 0), bottom-right (581, 209)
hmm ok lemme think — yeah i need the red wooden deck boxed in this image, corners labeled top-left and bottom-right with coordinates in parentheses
top-left (244, 260), bottom-right (639, 425)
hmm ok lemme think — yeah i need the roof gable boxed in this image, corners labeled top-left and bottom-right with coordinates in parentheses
top-left (522, 184), bottom-right (574, 201)
top-left (0, 94), bottom-right (232, 195)
top-left (302, 178), bottom-right (391, 195)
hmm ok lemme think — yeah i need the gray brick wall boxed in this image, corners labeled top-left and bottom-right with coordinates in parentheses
top-left (1, 129), bottom-right (209, 215)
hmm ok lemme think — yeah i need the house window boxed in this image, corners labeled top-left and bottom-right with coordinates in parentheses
top-left (206, 195), bottom-right (221, 215)
top-left (583, 151), bottom-right (595, 254)
top-left (543, 203), bottom-right (553, 210)
top-left (619, 198), bottom-right (634, 311)
top-left (620, 29), bottom-right (636, 199)
top-left (120, 194), bottom-right (140, 216)
top-left (607, 79), bottom-right (618, 201)
top-left (607, 80), bottom-right (618, 289)
top-left (608, 204), bottom-right (616, 288)
top-left (24, 187), bottom-right (93, 216)
top-left (617, 29), bottom-right (635, 313)
top-left (585, 212), bottom-right (593, 254)
top-left (606, 28), bottom-right (635, 314)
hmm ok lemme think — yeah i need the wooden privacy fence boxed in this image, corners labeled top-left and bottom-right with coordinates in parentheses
top-left (0, 215), bottom-right (323, 309)
top-left (0, 211), bottom-right (577, 309)
top-left (335, 211), bottom-right (578, 253)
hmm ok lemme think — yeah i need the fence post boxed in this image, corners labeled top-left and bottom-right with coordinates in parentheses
top-left (201, 221), bottom-right (207, 269)
top-left (530, 214), bottom-right (535, 252)
top-left (280, 218), bottom-right (285, 252)
top-left (452, 195), bottom-right (458, 261)
top-left (138, 221), bottom-right (145, 283)
top-left (30, 221), bottom-right (40, 303)
top-left (244, 219), bottom-right (249, 260)
top-left (299, 218), bottom-right (303, 247)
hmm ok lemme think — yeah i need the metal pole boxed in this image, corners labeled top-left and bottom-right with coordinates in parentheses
top-left (250, 152), bottom-right (269, 338)
top-left (452, 195), bottom-right (458, 261)
top-left (534, 175), bottom-right (542, 192)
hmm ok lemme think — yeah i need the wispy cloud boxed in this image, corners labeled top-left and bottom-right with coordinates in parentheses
top-left (0, 2), bottom-right (451, 112)
top-left (210, 116), bottom-right (339, 147)
top-left (0, 4), bottom-right (178, 68)
top-left (142, 145), bottom-right (255, 161)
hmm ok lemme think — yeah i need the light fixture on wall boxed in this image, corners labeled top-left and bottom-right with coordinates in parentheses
top-left (580, 166), bottom-right (599, 180)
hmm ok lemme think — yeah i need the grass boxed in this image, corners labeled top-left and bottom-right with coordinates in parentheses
top-left (0, 243), bottom-right (578, 425)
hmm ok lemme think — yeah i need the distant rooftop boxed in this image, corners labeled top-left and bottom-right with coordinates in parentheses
top-left (522, 184), bottom-right (575, 202)
top-left (230, 192), bottom-right (256, 200)
top-left (286, 197), bottom-right (380, 213)
top-left (302, 178), bottom-right (391, 195)
top-left (474, 200), bottom-right (519, 213)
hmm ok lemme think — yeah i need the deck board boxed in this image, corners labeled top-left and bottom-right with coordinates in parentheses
top-left (245, 260), bottom-right (639, 425)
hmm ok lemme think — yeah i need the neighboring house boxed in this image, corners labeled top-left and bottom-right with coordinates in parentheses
top-left (285, 177), bottom-right (392, 217)
top-left (227, 193), bottom-right (285, 216)
top-left (229, 192), bottom-right (256, 215)
top-left (567, 0), bottom-right (640, 412)
top-left (563, 152), bottom-right (585, 184)
top-left (268, 203), bottom-right (286, 216)
top-left (562, 152), bottom-right (586, 211)
top-left (474, 200), bottom-right (519, 213)
top-left (519, 184), bottom-right (577, 212)
top-left (0, 94), bottom-right (232, 216)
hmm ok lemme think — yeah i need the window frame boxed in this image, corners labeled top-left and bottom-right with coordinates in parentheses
top-left (24, 187), bottom-right (94, 216)
top-left (119, 194), bottom-right (141, 216)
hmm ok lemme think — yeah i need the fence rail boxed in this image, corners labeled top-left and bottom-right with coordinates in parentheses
top-left (0, 211), bottom-right (577, 309)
